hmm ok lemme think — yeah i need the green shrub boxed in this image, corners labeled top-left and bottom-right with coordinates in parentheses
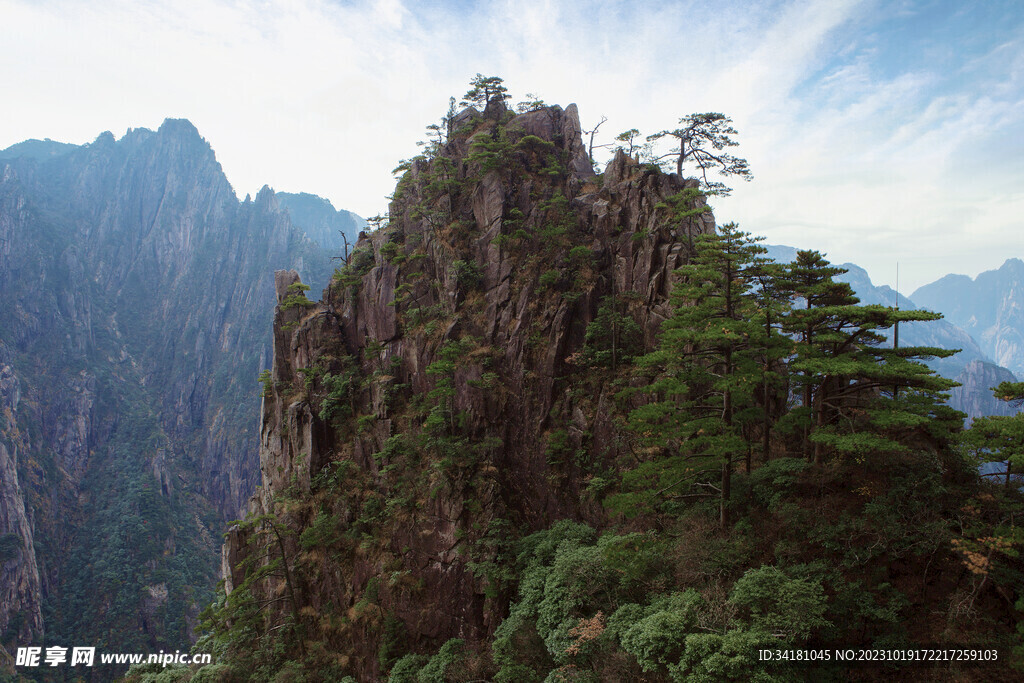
top-left (387, 653), bottom-right (429, 683)
top-left (568, 245), bottom-right (593, 264)
top-left (538, 269), bottom-right (561, 290)
top-left (418, 639), bottom-right (465, 682)
top-left (190, 664), bottom-right (237, 683)
top-left (0, 533), bottom-right (22, 562)
top-left (729, 565), bottom-right (829, 640)
top-left (619, 591), bottom-right (704, 671)
top-left (748, 458), bottom-right (808, 508)
top-left (452, 259), bottom-right (482, 291)
top-left (381, 240), bottom-right (404, 264)
top-left (298, 512), bottom-right (340, 550)
top-left (671, 629), bottom-right (781, 682)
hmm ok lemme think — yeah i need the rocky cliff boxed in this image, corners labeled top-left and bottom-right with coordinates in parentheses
top-left (0, 122), bottom-right (342, 657)
top-left (0, 349), bottom-right (43, 647)
top-left (222, 100), bottom-right (714, 679)
top-left (950, 360), bottom-right (1021, 422)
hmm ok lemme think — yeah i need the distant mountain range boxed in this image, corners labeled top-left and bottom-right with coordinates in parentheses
top-left (0, 137), bottom-right (78, 161)
top-left (764, 245), bottom-right (1021, 421)
top-left (912, 258), bottom-right (1024, 379)
top-left (0, 122), bottom-right (362, 661)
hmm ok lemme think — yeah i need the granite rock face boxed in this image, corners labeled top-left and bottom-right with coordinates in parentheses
top-left (950, 360), bottom-right (1021, 422)
top-left (277, 192), bottom-right (364, 252)
top-left (227, 103), bottom-right (714, 679)
top-left (0, 353), bottom-right (43, 644)
top-left (0, 122), bottom-right (339, 651)
top-left (912, 258), bottom-right (1024, 378)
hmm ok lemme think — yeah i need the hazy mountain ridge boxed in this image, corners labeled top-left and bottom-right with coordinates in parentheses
top-left (0, 121), bottom-right (349, 663)
top-left (912, 257), bottom-right (1024, 379)
top-left (949, 360), bottom-right (1020, 421)
top-left (277, 191), bottom-right (365, 252)
top-left (0, 138), bottom-right (78, 163)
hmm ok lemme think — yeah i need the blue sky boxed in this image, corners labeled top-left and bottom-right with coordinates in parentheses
top-left (2, 0), bottom-right (1022, 291)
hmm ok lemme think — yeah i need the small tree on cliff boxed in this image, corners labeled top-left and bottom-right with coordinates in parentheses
top-left (515, 93), bottom-right (547, 113)
top-left (199, 513), bottom-right (306, 664)
top-left (614, 128), bottom-right (644, 158)
top-left (460, 74), bottom-right (510, 108)
top-left (647, 113), bottom-right (751, 195)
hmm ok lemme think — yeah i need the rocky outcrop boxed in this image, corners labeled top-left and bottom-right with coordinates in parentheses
top-left (229, 102), bottom-right (713, 679)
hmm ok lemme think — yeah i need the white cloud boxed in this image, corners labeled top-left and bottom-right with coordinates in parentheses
top-left (2, 0), bottom-right (1021, 290)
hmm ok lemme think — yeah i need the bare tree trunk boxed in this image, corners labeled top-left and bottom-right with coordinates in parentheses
top-left (720, 457), bottom-right (731, 530)
top-left (813, 387), bottom-right (824, 467)
top-left (763, 375), bottom-right (771, 461)
top-left (270, 522), bottom-right (306, 658)
top-left (804, 384), bottom-right (812, 462)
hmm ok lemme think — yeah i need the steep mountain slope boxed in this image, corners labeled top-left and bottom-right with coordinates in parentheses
top-left (277, 192), bottom-right (365, 252)
top-left (0, 122), bottom-right (341, 663)
top-left (913, 258), bottom-right (1024, 378)
top-left (949, 360), bottom-right (1021, 421)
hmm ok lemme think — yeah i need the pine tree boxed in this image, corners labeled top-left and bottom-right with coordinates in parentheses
top-left (777, 250), bottom-right (854, 462)
top-left (460, 74), bottom-right (509, 109)
top-left (627, 223), bottom-right (767, 528)
top-left (963, 381), bottom-right (1024, 488)
top-left (747, 256), bottom-right (793, 464)
top-left (779, 251), bottom-right (959, 465)
top-left (646, 113), bottom-right (752, 195)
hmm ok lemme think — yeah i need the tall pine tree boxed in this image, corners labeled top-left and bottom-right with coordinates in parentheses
top-left (626, 223), bottom-right (767, 528)
top-left (779, 251), bottom-right (960, 465)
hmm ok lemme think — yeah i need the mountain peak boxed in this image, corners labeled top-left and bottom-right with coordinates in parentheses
top-left (255, 184), bottom-right (277, 207)
top-left (276, 191), bottom-right (365, 251)
top-left (92, 130), bottom-right (116, 147)
top-left (999, 257), bottom-right (1024, 273)
top-left (912, 257), bottom-right (1024, 377)
top-left (157, 117), bottom-right (202, 138)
